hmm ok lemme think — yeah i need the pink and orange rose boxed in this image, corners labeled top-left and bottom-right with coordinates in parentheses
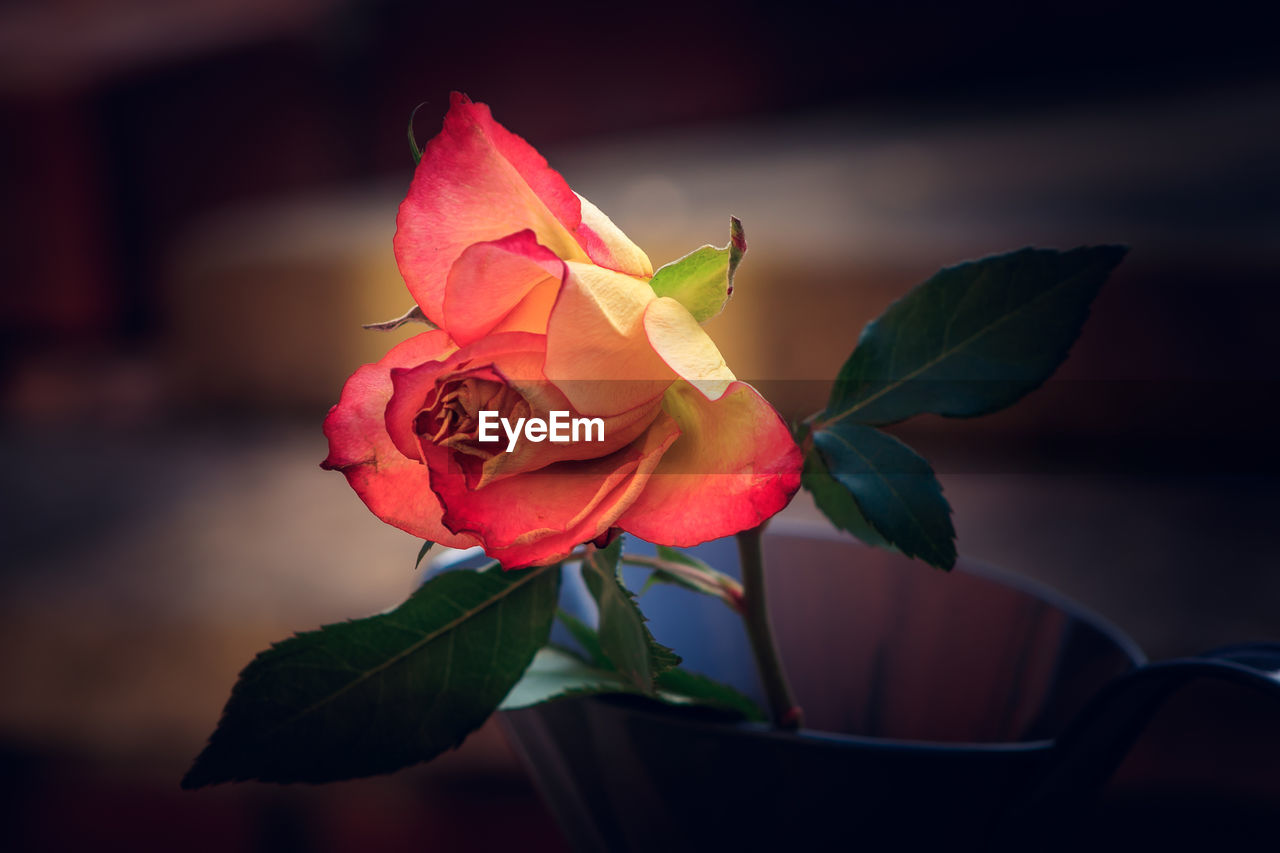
top-left (322, 93), bottom-right (801, 568)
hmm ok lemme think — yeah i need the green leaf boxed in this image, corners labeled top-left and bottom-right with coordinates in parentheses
top-left (823, 246), bottom-right (1126, 426)
top-left (637, 545), bottom-right (701, 591)
top-left (638, 568), bottom-right (696, 596)
top-left (582, 538), bottom-right (680, 691)
top-left (414, 539), bottom-right (435, 569)
top-left (556, 609), bottom-right (610, 668)
top-left (801, 442), bottom-right (890, 549)
top-left (182, 563), bottom-right (560, 787)
top-left (499, 647), bottom-right (634, 710)
top-left (655, 544), bottom-right (714, 575)
top-left (637, 546), bottom-right (729, 599)
top-left (500, 648), bottom-right (765, 722)
top-left (812, 422), bottom-right (955, 569)
top-left (654, 668), bottom-right (767, 722)
top-left (407, 102), bottom-right (427, 166)
top-left (647, 217), bottom-right (746, 323)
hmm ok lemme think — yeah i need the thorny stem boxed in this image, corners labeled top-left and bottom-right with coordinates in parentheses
top-left (736, 524), bottom-right (802, 730)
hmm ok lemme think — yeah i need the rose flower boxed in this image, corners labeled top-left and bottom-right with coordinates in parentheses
top-left (322, 94), bottom-right (801, 568)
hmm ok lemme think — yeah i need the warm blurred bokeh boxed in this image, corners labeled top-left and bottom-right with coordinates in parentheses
top-left (3, 1), bottom-right (1278, 849)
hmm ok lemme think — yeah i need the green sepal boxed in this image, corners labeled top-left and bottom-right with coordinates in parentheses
top-left (414, 540), bottom-right (435, 569)
top-left (647, 217), bottom-right (746, 323)
top-left (407, 102), bottom-right (426, 166)
top-left (362, 304), bottom-right (437, 332)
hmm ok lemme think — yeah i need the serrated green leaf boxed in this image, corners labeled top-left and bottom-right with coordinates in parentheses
top-left (801, 442), bottom-right (890, 549)
top-left (501, 647), bottom-right (764, 722)
top-left (638, 569), bottom-right (693, 596)
top-left (813, 422), bottom-right (955, 569)
top-left (414, 539), bottom-right (435, 569)
top-left (582, 539), bottom-right (680, 691)
top-left (407, 102), bottom-right (426, 166)
top-left (654, 668), bottom-right (766, 722)
top-left (499, 647), bottom-right (633, 710)
top-left (647, 217), bottom-right (746, 323)
top-left (655, 545), bottom-right (714, 574)
top-left (556, 609), bottom-right (610, 668)
top-left (823, 246), bottom-right (1126, 426)
top-left (637, 546), bottom-right (719, 596)
top-left (182, 563), bottom-right (559, 787)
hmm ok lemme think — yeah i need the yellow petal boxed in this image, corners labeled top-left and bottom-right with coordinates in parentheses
top-left (576, 192), bottom-right (653, 278)
top-left (544, 262), bottom-right (674, 416)
top-left (643, 296), bottom-right (735, 400)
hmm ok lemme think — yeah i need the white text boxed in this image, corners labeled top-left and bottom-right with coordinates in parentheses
top-left (477, 410), bottom-right (605, 452)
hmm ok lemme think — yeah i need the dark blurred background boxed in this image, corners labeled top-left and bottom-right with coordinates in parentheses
top-left (3, 1), bottom-right (1279, 850)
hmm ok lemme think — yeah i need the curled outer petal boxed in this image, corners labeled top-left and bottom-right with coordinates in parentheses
top-left (321, 331), bottom-right (477, 549)
top-left (431, 411), bottom-right (682, 568)
top-left (395, 93), bottom-right (587, 325)
top-left (617, 380), bottom-right (802, 546)
top-left (643, 296), bottom-right (736, 400)
top-left (545, 264), bottom-right (737, 416)
top-left (442, 230), bottom-right (565, 346)
top-left (394, 94), bottom-right (651, 327)
top-left (575, 192), bottom-right (652, 279)
top-left (544, 262), bottom-right (677, 417)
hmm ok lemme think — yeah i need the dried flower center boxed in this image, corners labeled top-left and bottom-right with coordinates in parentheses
top-left (413, 372), bottom-right (528, 462)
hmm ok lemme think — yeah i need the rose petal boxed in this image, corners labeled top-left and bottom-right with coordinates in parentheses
top-left (475, 392), bottom-right (664, 489)
top-left (617, 380), bottom-right (802, 546)
top-left (574, 192), bottom-right (652, 278)
top-left (385, 332), bottom-right (551, 464)
top-left (432, 412), bottom-right (682, 568)
top-left (394, 93), bottom-right (588, 324)
top-left (544, 261), bottom-right (675, 416)
top-left (384, 332), bottom-right (662, 488)
top-left (643, 296), bottom-right (736, 400)
top-left (443, 230), bottom-right (566, 345)
top-left (384, 358), bottom-right (456, 464)
top-left (321, 331), bottom-right (477, 547)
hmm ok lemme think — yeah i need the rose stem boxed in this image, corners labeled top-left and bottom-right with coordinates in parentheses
top-left (736, 524), bottom-right (802, 730)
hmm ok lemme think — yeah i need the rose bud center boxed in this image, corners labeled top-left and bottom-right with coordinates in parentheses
top-left (412, 371), bottom-right (528, 465)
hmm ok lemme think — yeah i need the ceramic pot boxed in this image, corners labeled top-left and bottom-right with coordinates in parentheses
top-left (493, 522), bottom-right (1280, 851)
top-left (499, 520), bottom-right (1147, 851)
